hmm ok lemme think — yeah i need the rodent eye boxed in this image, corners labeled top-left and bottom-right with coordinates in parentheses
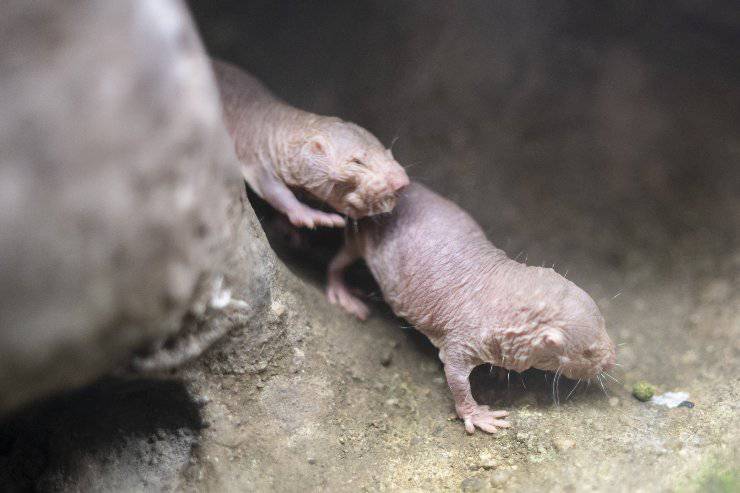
top-left (350, 158), bottom-right (366, 167)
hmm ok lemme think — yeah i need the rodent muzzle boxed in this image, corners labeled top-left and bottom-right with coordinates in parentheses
top-left (388, 172), bottom-right (410, 192)
top-left (343, 173), bottom-right (407, 217)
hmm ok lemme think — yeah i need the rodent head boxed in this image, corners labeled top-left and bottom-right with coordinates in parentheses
top-left (494, 267), bottom-right (616, 380)
top-left (297, 118), bottom-right (409, 218)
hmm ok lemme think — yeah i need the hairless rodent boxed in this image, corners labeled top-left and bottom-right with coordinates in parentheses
top-left (327, 183), bottom-right (616, 433)
top-left (212, 60), bottom-right (409, 228)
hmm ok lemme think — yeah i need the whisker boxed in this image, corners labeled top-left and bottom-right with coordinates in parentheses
top-left (597, 374), bottom-right (608, 396)
top-left (552, 366), bottom-right (563, 407)
top-left (603, 371), bottom-right (621, 384)
top-left (520, 374), bottom-right (527, 391)
top-left (556, 368), bottom-right (564, 406)
top-left (551, 370), bottom-right (557, 406)
top-left (611, 291), bottom-right (623, 300)
top-left (566, 378), bottom-right (581, 401)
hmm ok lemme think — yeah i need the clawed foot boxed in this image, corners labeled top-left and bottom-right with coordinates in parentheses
top-left (327, 280), bottom-right (369, 320)
top-left (287, 206), bottom-right (345, 229)
top-left (459, 405), bottom-right (510, 434)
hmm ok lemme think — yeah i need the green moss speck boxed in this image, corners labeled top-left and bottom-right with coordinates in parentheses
top-left (632, 381), bottom-right (655, 402)
top-left (681, 462), bottom-right (740, 493)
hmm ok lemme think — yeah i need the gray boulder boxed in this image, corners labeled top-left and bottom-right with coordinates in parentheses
top-left (0, 0), bottom-right (272, 414)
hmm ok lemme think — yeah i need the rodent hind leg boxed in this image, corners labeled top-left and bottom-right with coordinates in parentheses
top-left (326, 242), bottom-right (369, 320)
top-left (257, 170), bottom-right (345, 229)
top-left (443, 354), bottom-right (511, 434)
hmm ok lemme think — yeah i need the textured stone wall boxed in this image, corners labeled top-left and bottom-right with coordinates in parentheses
top-left (0, 0), bottom-right (275, 414)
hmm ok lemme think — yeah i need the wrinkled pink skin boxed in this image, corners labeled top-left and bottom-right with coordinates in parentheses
top-left (213, 60), bottom-right (409, 228)
top-left (327, 183), bottom-right (616, 434)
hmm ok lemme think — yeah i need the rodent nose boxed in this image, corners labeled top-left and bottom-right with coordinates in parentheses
top-left (388, 172), bottom-right (410, 192)
top-left (602, 352), bottom-right (617, 372)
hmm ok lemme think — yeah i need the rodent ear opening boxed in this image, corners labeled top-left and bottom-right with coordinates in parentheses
top-left (301, 138), bottom-right (330, 168)
top-left (307, 139), bottom-right (326, 156)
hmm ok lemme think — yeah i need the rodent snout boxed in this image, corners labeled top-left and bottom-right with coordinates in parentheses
top-left (341, 168), bottom-right (408, 217)
top-left (388, 172), bottom-right (410, 192)
top-left (601, 350), bottom-right (617, 373)
top-left (367, 172), bottom-right (407, 195)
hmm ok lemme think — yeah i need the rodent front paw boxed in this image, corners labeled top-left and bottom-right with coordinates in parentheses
top-left (287, 207), bottom-right (345, 229)
top-left (459, 405), bottom-right (510, 434)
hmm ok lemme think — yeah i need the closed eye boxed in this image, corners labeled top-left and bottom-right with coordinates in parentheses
top-left (350, 158), bottom-right (366, 167)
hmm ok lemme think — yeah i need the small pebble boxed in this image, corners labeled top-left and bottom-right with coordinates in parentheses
top-left (552, 437), bottom-right (575, 452)
top-left (270, 301), bottom-right (286, 317)
top-left (477, 451), bottom-right (497, 469)
top-left (608, 397), bottom-right (620, 407)
top-left (307, 457), bottom-right (317, 465)
top-left (461, 476), bottom-right (486, 492)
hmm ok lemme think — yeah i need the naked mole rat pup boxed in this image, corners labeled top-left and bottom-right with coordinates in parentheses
top-left (213, 60), bottom-right (409, 228)
top-left (327, 183), bottom-right (616, 433)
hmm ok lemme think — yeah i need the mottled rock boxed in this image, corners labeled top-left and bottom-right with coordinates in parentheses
top-left (0, 0), bottom-right (273, 413)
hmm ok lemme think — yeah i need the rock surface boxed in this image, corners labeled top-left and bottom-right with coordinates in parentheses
top-left (0, 0), bottom-right (273, 414)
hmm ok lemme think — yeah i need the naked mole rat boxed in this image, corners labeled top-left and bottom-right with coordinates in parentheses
top-left (212, 60), bottom-right (409, 228)
top-left (327, 183), bottom-right (616, 433)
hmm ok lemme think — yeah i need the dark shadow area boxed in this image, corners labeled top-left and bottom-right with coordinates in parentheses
top-left (470, 365), bottom-right (611, 410)
top-left (0, 378), bottom-right (203, 492)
